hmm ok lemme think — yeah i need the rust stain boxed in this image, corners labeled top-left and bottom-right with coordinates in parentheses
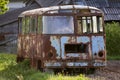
top-left (43, 35), bottom-right (57, 60)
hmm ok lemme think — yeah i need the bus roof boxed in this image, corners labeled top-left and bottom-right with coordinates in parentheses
top-left (19, 5), bottom-right (103, 17)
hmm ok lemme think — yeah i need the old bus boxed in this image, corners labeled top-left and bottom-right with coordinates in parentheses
top-left (17, 5), bottom-right (106, 71)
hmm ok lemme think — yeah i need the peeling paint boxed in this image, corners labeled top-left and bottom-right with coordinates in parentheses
top-left (67, 62), bottom-right (88, 67)
top-left (92, 36), bottom-right (105, 57)
top-left (61, 37), bottom-right (69, 58)
top-left (50, 36), bottom-right (61, 58)
top-left (77, 36), bottom-right (90, 43)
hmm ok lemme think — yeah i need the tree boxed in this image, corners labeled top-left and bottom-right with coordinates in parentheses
top-left (0, 0), bottom-right (9, 14)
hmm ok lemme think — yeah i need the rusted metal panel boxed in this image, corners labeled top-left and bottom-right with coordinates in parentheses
top-left (18, 35), bottom-right (106, 67)
top-left (18, 34), bottom-right (43, 58)
top-left (92, 36), bottom-right (105, 59)
top-left (50, 36), bottom-right (61, 59)
top-left (18, 35), bottom-right (106, 68)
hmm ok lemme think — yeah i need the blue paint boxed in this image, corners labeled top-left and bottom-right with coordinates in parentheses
top-left (61, 37), bottom-right (69, 58)
top-left (92, 36), bottom-right (105, 55)
top-left (77, 36), bottom-right (90, 43)
top-left (66, 53), bottom-right (80, 57)
top-left (66, 62), bottom-right (88, 66)
top-left (50, 36), bottom-right (61, 57)
top-left (45, 62), bottom-right (62, 67)
top-left (93, 62), bottom-right (106, 66)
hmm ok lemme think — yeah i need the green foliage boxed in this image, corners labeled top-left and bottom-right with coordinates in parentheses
top-left (0, 53), bottom-right (16, 71)
top-left (0, 0), bottom-right (9, 14)
top-left (49, 74), bottom-right (89, 80)
top-left (105, 22), bottom-right (120, 59)
top-left (0, 53), bottom-right (89, 80)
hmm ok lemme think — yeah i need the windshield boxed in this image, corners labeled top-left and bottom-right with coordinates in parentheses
top-left (43, 16), bottom-right (74, 34)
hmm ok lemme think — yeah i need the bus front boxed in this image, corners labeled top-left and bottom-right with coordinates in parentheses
top-left (42, 6), bottom-right (106, 69)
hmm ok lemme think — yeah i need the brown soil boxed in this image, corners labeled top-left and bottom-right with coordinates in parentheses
top-left (87, 60), bottom-right (120, 80)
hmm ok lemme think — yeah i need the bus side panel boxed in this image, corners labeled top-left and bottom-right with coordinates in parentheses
top-left (36, 35), bottom-right (43, 58)
top-left (17, 35), bottom-right (43, 59)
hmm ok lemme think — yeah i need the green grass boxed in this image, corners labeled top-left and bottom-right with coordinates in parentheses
top-left (107, 55), bottom-right (120, 60)
top-left (0, 53), bottom-right (16, 71)
top-left (105, 22), bottom-right (120, 60)
top-left (0, 53), bottom-right (89, 80)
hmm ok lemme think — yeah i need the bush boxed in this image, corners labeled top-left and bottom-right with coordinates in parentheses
top-left (0, 0), bottom-right (9, 14)
top-left (105, 22), bottom-right (120, 59)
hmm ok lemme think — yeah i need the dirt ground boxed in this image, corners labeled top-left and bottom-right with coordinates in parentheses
top-left (88, 60), bottom-right (120, 80)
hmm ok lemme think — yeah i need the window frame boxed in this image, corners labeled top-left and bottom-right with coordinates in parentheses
top-left (76, 15), bottom-right (104, 34)
top-left (42, 14), bottom-right (75, 35)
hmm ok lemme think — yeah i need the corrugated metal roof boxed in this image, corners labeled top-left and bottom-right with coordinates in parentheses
top-left (104, 14), bottom-right (120, 21)
top-left (108, 0), bottom-right (120, 7)
top-left (35, 0), bottom-right (63, 7)
top-left (85, 0), bottom-right (108, 7)
top-left (102, 7), bottom-right (120, 20)
top-left (103, 7), bottom-right (120, 14)
top-left (85, 0), bottom-right (99, 7)
top-left (97, 0), bottom-right (109, 7)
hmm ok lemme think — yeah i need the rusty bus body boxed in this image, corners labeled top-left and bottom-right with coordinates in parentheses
top-left (17, 5), bottom-right (106, 70)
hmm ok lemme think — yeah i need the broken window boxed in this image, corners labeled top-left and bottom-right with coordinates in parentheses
top-left (65, 44), bottom-right (88, 53)
top-left (22, 17), bottom-right (25, 34)
top-left (30, 16), bottom-right (37, 33)
top-left (77, 16), bottom-right (103, 34)
top-left (77, 16), bottom-right (82, 34)
top-left (20, 16), bottom-right (41, 34)
top-left (93, 16), bottom-right (103, 33)
top-left (38, 16), bottom-right (42, 34)
top-left (82, 17), bottom-right (92, 33)
top-left (21, 16), bottom-right (30, 34)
